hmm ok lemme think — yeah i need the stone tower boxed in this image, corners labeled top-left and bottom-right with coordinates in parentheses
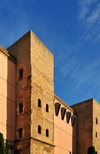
top-left (7, 31), bottom-right (54, 154)
top-left (71, 98), bottom-right (100, 154)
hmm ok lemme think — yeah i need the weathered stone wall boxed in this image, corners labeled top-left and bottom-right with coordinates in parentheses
top-left (93, 99), bottom-right (100, 153)
top-left (31, 139), bottom-right (54, 154)
top-left (8, 32), bottom-right (31, 153)
top-left (30, 31), bottom-right (54, 154)
top-left (71, 99), bottom-right (93, 154)
top-left (8, 31), bottom-right (54, 154)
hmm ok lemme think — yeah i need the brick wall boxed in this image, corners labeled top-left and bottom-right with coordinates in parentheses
top-left (8, 32), bottom-right (31, 153)
top-left (8, 31), bottom-right (54, 154)
top-left (30, 31), bottom-right (54, 154)
top-left (71, 99), bottom-right (93, 154)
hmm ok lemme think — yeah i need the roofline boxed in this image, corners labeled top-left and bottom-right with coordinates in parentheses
top-left (71, 98), bottom-right (94, 107)
top-left (0, 46), bottom-right (16, 62)
top-left (54, 94), bottom-right (74, 113)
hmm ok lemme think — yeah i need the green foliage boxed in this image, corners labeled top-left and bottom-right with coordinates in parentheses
top-left (88, 146), bottom-right (96, 154)
top-left (0, 133), bottom-right (6, 154)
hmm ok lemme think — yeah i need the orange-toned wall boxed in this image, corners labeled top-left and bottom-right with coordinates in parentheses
top-left (0, 49), bottom-right (15, 142)
top-left (54, 95), bottom-right (77, 154)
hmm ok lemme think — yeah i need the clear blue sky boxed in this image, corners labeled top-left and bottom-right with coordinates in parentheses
top-left (1, 0), bottom-right (100, 106)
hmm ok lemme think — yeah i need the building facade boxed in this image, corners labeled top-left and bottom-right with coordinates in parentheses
top-left (0, 31), bottom-right (100, 154)
top-left (0, 46), bottom-right (16, 153)
top-left (71, 99), bottom-right (100, 154)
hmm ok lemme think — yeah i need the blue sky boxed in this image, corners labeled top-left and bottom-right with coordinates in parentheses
top-left (1, 0), bottom-right (100, 106)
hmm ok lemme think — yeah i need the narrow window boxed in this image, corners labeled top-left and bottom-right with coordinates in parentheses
top-left (55, 103), bottom-right (61, 116)
top-left (96, 117), bottom-right (98, 124)
top-left (46, 104), bottom-right (49, 112)
top-left (38, 99), bottom-right (41, 108)
top-left (71, 115), bottom-right (76, 127)
top-left (66, 112), bottom-right (71, 123)
top-left (19, 69), bottom-right (23, 80)
top-left (61, 107), bottom-right (66, 120)
top-left (38, 125), bottom-right (41, 134)
top-left (95, 132), bottom-right (97, 137)
top-left (18, 128), bottom-right (22, 138)
top-left (46, 129), bottom-right (49, 137)
top-left (19, 103), bottom-right (23, 113)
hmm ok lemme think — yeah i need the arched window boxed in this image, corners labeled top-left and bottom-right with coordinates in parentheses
top-left (38, 99), bottom-right (41, 108)
top-left (95, 132), bottom-right (98, 137)
top-left (46, 129), bottom-right (49, 137)
top-left (96, 117), bottom-right (98, 124)
top-left (46, 104), bottom-right (49, 112)
top-left (38, 125), bottom-right (41, 134)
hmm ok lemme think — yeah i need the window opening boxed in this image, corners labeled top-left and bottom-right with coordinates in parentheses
top-left (61, 107), bottom-right (66, 120)
top-left (71, 115), bottom-right (76, 127)
top-left (66, 112), bottom-right (71, 123)
top-left (18, 128), bottom-right (22, 138)
top-left (55, 103), bottom-right (61, 116)
top-left (19, 69), bottom-right (23, 80)
top-left (38, 99), bottom-right (41, 108)
top-left (46, 104), bottom-right (49, 112)
top-left (19, 103), bottom-right (23, 113)
top-left (46, 129), bottom-right (49, 137)
top-left (38, 125), bottom-right (41, 134)
top-left (95, 132), bottom-right (97, 137)
top-left (96, 117), bottom-right (98, 124)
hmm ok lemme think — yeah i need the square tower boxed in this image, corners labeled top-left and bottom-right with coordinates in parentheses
top-left (7, 31), bottom-right (54, 154)
top-left (71, 98), bottom-right (100, 154)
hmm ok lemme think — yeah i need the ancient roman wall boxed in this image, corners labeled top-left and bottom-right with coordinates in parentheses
top-left (93, 99), bottom-right (100, 153)
top-left (30, 31), bottom-right (54, 154)
top-left (7, 32), bottom-right (31, 154)
top-left (71, 99), bottom-right (93, 154)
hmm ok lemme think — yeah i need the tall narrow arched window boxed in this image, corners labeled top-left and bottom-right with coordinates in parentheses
top-left (38, 99), bottom-right (41, 108)
top-left (95, 132), bottom-right (98, 137)
top-left (96, 117), bottom-right (98, 124)
top-left (46, 104), bottom-right (49, 112)
top-left (38, 125), bottom-right (41, 134)
top-left (46, 129), bottom-right (49, 137)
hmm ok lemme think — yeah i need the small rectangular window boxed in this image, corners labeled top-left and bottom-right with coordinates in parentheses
top-left (95, 132), bottom-right (97, 137)
top-left (46, 129), bottom-right (49, 137)
top-left (19, 69), bottom-right (23, 80)
top-left (19, 103), bottom-right (23, 113)
top-left (18, 128), bottom-right (23, 138)
top-left (38, 99), bottom-right (41, 108)
top-left (46, 104), bottom-right (49, 112)
top-left (38, 125), bottom-right (41, 134)
top-left (96, 117), bottom-right (98, 124)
